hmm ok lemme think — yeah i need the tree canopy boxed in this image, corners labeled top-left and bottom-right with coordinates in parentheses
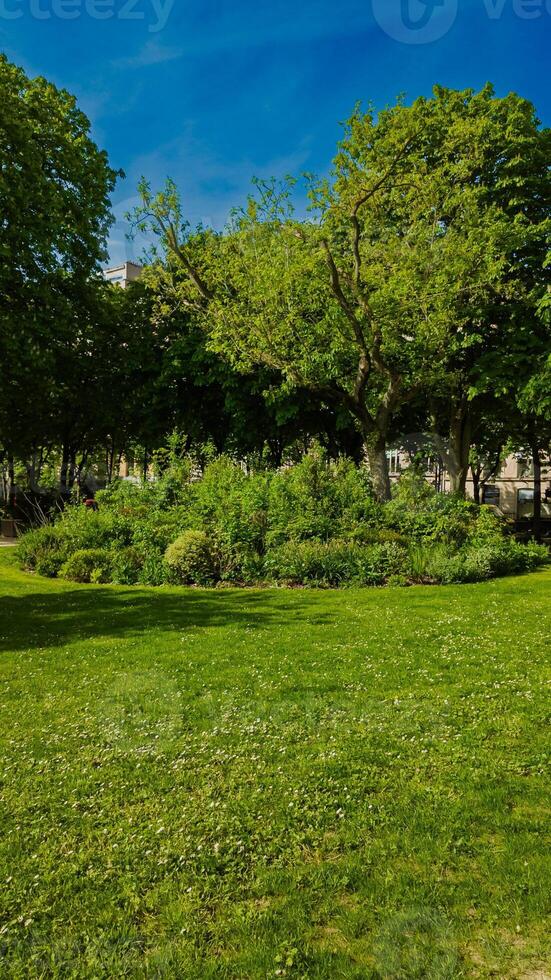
top-left (131, 85), bottom-right (551, 500)
top-left (0, 55), bottom-right (121, 485)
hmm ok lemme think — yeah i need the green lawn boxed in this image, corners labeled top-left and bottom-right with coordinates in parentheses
top-left (0, 550), bottom-right (549, 979)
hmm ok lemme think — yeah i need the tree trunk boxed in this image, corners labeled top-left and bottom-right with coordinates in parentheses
top-left (60, 445), bottom-right (70, 492)
top-left (364, 433), bottom-right (391, 502)
top-left (531, 443), bottom-right (542, 541)
top-left (25, 449), bottom-right (44, 493)
top-left (471, 468), bottom-right (481, 505)
top-left (448, 398), bottom-right (472, 497)
top-left (8, 453), bottom-right (17, 513)
top-left (76, 453), bottom-right (89, 491)
top-left (267, 439), bottom-right (283, 468)
top-left (106, 439), bottom-right (115, 484)
top-left (7, 454), bottom-right (16, 510)
top-left (68, 451), bottom-right (77, 489)
top-left (0, 453), bottom-right (7, 505)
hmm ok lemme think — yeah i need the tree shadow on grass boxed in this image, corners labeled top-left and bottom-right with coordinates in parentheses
top-left (0, 582), bottom-right (333, 654)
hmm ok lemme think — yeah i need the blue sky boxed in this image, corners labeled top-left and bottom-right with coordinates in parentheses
top-left (2, 0), bottom-right (549, 265)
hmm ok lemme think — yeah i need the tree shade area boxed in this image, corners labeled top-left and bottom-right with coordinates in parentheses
top-left (0, 550), bottom-right (549, 977)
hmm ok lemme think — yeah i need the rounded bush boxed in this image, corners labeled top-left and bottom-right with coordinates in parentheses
top-left (60, 548), bottom-right (113, 584)
top-left (17, 527), bottom-right (66, 570)
top-left (165, 531), bottom-right (218, 585)
top-left (35, 553), bottom-right (65, 578)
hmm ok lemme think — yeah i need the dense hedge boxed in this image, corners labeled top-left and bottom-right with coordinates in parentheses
top-left (17, 453), bottom-right (548, 588)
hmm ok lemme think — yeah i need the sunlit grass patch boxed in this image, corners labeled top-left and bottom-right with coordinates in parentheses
top-left (0, 552), bottom-right (549, 977)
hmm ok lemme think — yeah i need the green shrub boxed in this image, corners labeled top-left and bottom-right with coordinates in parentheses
top-left (354, 542), bottom-right (411, 585)
top-left (165, 531), bottom-right (219, 585)
top-left (111, 546), bottom-right (144, 585)
top-left (17, 527), bottom-right (66, 570)
top-left (265, 452), bottom-right (380, 548)
top-left (265, 539), bottom-right (409, 587)
top-left (138, 552), bottom-right (170, 587)
top-left (35, 552), bottom-right (65, 578)
top-left (188, 457), bottom-right (271, 557)
top-left (426, 548), bottom-right (493, 585)
top-left (466, 506), bottom-right (505, 544)
top-left (132, 510), bottom-right (189, 555)
top-left (347, 527), bottom-right (407, 546)
top-left (410, 538), bottom-right (548, 585)
top-left (384, 471), bottom-right (479, 545)
top-left (216, 543), bottom-right (266, 585)
top-left (55, 508), bottom-right (134, 552)
top-left (16, 454), bottom-right (549, 590)
top-left (265, 539), bottom-right (352, 586)
top-left (60, 548), bottom-right (113, 584)
top-left (407, 543), bottom-right (454, 583)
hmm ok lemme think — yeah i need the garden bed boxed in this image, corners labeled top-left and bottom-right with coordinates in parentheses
top-left (16, 455), bottom-right (549, 589)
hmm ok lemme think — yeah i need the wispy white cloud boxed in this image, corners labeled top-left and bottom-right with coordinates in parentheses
top-left (107, 125), bottom-right (314, 264)
top-left (112, 39), bottom-right (183, 70)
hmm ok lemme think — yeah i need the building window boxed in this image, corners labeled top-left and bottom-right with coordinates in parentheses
top-left (517, 488), bottom-right (535, 518)
top-left (516, 458), bottom-right (533, 479)
top-left (482, 485), bottom-right (500, 506)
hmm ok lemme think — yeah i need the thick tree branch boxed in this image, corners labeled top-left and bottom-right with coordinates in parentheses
top-left (375, 374), bottom-right (403, 436)
top-left (140, 208), bottom-right (214, 306)
top-left (320, 238), bottom-right (370, 347)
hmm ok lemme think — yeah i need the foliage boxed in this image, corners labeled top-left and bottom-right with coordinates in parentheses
top-left (0, 54), bottom-right (121, 466)
top-left (408, 538), bottom-right (547, 585)
top-left (165, 531), bottom-right (219, 586)
top-left (265, 539), bottom-right (409, 587)
top-left (17, 455), bottom-right (548, 588)
top-left (3, 69), bottom-right (549, 516)
top-left (110, 546), bottom-right (144, 586)
top-left (17, 527), bottom-right (67, 570)
top-left (384, 469), bottom-right (486, 545)
top-left (426, 539), bottom-right (547, 585)
top-left (131, 85), bottom-right (550, 501)
top-left (265, 452), bottom-right (380, 547)
top-left (34, 552), bottom-right (66, 579)
top-left (60, 548), bottom-right (113, 584)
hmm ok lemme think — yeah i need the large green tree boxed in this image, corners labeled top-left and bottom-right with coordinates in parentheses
top-left (132, 86), bottom-right (549, 500)
top-left (0, 54), bottom-right (120, 494)
top-left (425, 88), bottom-right (550, 494)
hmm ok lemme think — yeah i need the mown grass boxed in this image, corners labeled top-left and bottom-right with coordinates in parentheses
top-left (0, 549), bottom-right (549, 978)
